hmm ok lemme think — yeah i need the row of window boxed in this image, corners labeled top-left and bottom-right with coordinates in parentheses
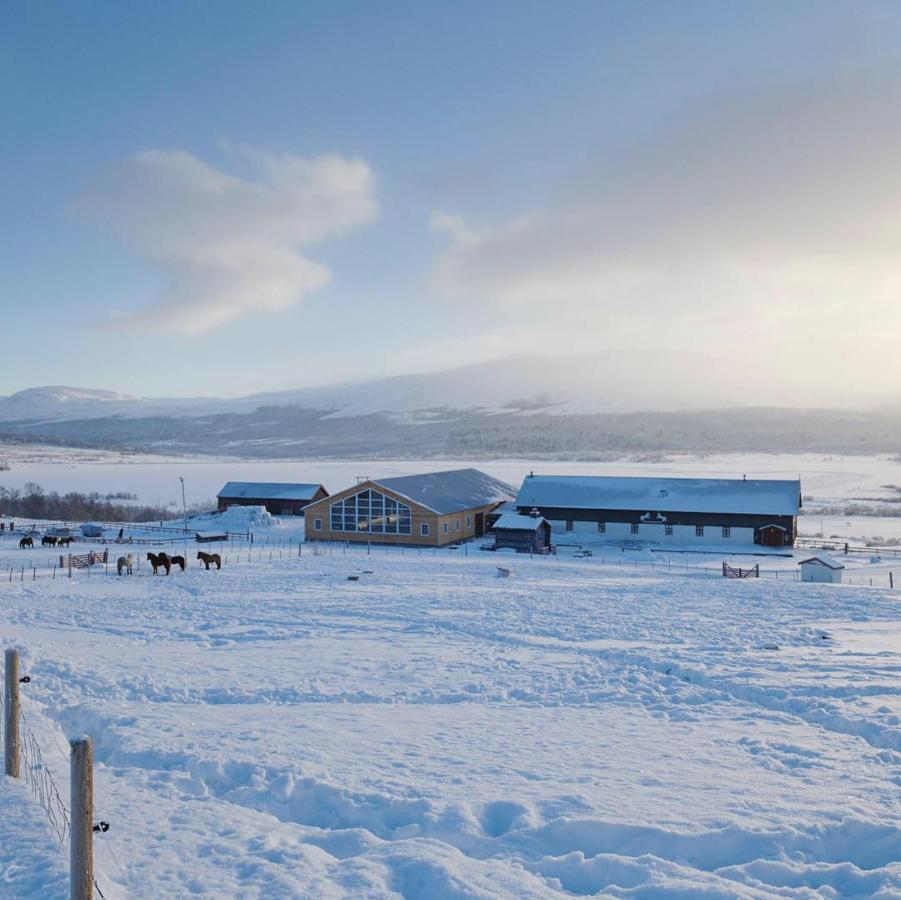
top-left (564, 521), bottom-right (731, 538)
top-left (311, 489), bottom-right (475, 538)
top-left (328, 489), bottom-right (413, 535)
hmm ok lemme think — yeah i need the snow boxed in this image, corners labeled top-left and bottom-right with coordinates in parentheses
top-left (798, 554), bottom-right (845, 570)
top-left (217, 482), bottom-right (324, 502)
top-left (372, 469), bottom-right (515, 515)
top-left (493, 514), bottom-right (548, 531)
top-left (0, 537), bottom-right (899, 897)
top-left (0, 779), bottom-right (69, 897)
top-left (516, 475), bottom-right (801, 517)
top-left (189, 505), bottom-right (274, 531)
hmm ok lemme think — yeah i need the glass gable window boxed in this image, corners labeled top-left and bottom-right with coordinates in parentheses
top-left (330, 489), bottom-right (412, 535)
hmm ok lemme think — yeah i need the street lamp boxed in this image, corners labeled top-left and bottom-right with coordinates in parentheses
top-left (179, 476), bottom-right (188, 555)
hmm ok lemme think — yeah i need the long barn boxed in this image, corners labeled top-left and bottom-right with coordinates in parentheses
top-left (515, 474), bottom-right (801, 547)
top-left (217, 482), bottom-right (329, 517)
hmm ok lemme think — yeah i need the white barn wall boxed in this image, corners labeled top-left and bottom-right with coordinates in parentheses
top-left (800, 563), bottom-right (843, 583)
top-left (549, 518), bottom-right (756, 546)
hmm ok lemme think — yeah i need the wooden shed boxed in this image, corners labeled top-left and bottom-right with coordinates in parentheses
top-left (493, 513), bottom-right (552, 554)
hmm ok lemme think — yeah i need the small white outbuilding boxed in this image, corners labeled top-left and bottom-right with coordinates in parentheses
top-left (798, 554), bottom-right (844, 584)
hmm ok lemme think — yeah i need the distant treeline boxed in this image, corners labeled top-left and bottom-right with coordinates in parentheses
top-left (0, 483), bottom-right (209, 523)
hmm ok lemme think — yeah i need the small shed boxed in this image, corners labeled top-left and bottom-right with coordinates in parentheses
top-left (196, 531), bottom-right (228, 544)
top-left (493, 513), bottom-right (552, 555)
top-left (798, 554), bottom-right (844, 584)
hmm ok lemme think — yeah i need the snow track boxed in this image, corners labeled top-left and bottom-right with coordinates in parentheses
top-left (1, 552), bottom-right (899, 897)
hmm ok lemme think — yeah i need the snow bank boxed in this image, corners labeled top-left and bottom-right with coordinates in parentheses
top-left (189, 504), bottom-right (274, 531)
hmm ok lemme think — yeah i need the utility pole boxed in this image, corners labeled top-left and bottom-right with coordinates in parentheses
top-left (179, 476), bottom-right (188, 557)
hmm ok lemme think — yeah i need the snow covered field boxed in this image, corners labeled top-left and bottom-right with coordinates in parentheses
top-left (1, 544), bottom-right (899, 897)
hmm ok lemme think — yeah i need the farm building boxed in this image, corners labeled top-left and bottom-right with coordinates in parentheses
top-left (493, 512), bottom-right (552, 554)
top-left (515, 474), bottom-right (802, 547)
top-left (303, 468), bottom-right (513, 547)
top-left (798, 554), bottom-right (844, 583)
top-left (217, 482), bottom-right (328, 516)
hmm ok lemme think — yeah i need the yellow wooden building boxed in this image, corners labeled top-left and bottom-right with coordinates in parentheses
top-left (303, 468), bottom-right (513, 547)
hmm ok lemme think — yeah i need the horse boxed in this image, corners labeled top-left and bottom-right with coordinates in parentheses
top-left (57, 536), bottom-right (73, 548)
top-left (197, 551), bottom-right (221, 570)
top-left (19, 536), bottom-right (33, 549)
top-left (170, 555), bottom-right (186, 572)
top-left (156, 552), bottom-right (172, 575)
top-left (146, 551), bottom-right (171, 575)
top-left (41, 535), bottom-right (57, 547)
top-left (117, 554), bottom-right (134, 576)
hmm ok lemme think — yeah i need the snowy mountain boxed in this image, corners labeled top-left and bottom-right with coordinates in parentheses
top-left (0, 351), bottom-right (744, 426)
top-left (0, 354), bottom-right (897, 460)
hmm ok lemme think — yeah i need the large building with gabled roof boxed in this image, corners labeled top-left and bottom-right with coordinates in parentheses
top-left (515, 474), bottom-right (802, 547)
top-left (303, 468), bottom-right (514, 546)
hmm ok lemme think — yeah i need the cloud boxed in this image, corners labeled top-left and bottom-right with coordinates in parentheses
top-left (79, 147), bottom-right (379, 334)
top-left (429, 77), bottom-right (901, 401)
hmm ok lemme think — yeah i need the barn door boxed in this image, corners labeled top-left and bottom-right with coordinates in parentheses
top-left (475, 513), bottom-right (485, 537)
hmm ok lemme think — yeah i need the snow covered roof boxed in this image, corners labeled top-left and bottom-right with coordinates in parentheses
top-left (515, 475), bottom-right (801, 516)
top-left (217, 482), bottom-right (324, 502)
top-left (798, 554), bottom-right (845, 570)
top-left (493, 513), bottom-right (549, 531)
top-left (373, 469), bottom-right (515, 515)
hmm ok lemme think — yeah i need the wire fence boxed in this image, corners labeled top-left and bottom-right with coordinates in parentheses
top-left (2, 666), bottom-right (113, 898)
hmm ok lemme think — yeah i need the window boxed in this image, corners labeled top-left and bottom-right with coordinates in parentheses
top-left (442, 522), bottom-right (448, 534)
top-left (565, 520), bottom-right (574, 532)
top-left (630, 523), bottom-right (639, 535)
top-left (466, 515), bottom-right (472, 528)
top-left (722, 526), bottom-right (731, 539)
top-left (695, 525), bottom-right (704, 537)
top-left (454, 519), bottom-right (460, 531)
top-left (597, 522), bottom-right (606, 534)
top-left (420, 522), bottom-right (430, 536)
top-left (313, 518), bottom-right (322, 532)
top-left (330, 489), bottom-right (412, 535)
top-left (665, 524), bottom-right (673, 536)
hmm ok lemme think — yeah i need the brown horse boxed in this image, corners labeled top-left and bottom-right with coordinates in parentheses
top-left (170, 555), bottom-right (186, 572)
top-left (197, 551), bottom-right (221, 570)
top-left (146, 551), bottom-right (172, 575)
top-left (41, 534), bottom-right (57, 547)
top-left (57, 536), bottom-right (74, 548)
top-left (19, 536), bottom-right (33, 549)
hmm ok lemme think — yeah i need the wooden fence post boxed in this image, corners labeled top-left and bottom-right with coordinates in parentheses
top-left (70, 736), bottom-right (94, 900)
top-left (4, 648), bottom-right (21, 778)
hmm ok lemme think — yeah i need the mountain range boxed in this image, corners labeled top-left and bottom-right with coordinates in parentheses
top-left (0, 354), bottom-right (899, 459)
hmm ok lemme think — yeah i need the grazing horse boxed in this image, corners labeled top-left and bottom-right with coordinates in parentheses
top-left (146, 551), bottom-right (171, 575)
top-left (57, 536), bottom-right (73, 547)
top-left (41, 534), bottom-right (58, 547)
top-left (197, 551), bottom-right (221, 570)
top-left (117, 554), bottom-right (134, 576)
top-left (19, 536), bottom-right (33, 549)
top-left (170, 555), bottom-right (186, 572)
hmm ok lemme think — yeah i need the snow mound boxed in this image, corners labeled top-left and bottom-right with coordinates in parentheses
top-left (190, 505), bottom-right (274, 531)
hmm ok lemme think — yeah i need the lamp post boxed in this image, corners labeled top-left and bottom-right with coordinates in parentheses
top-left (179, 476), bottom-right (188, 555)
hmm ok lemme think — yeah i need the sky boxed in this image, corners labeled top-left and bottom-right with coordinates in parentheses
top-left (3, 1), bottom-right (901, 405)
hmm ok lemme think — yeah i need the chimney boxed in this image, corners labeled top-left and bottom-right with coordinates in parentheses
top-left (530, 507), bottom-right (540, 518)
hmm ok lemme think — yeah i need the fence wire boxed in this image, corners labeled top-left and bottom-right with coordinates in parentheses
top-left (0, 692), bottom-right (108, 898)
